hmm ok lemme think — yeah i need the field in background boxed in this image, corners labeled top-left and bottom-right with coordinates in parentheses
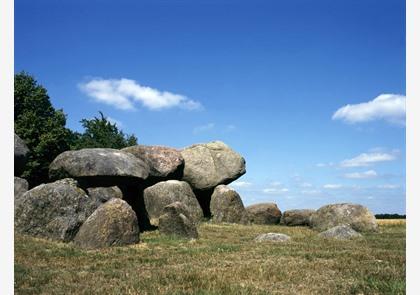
top-left (15, 221), bottom-right (405, 295)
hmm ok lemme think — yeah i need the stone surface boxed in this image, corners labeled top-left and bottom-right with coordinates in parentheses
top-left (14, 133), bottom-right (29, 176)
top-left (310, 203), bottom-right (378, 232)
top-left (246, 203), bottom-right (282, 224)
top-left (122, 145), bottom-right (184, 179)
top-left (255, 233), bottom-right (291, 242)
top-left (14, 177), bottom-right (29, 207)
top-left (14, 178), bottom-right (101, 242)
top-left (210, 185), bottom-right (249, 224)
top-left (280, 209), bottom-right (315, 226)
top-left (318, 224), bottom-right (363, 240)
top-left (73, 198), bottom-right (140, 249)
top-left (158, 202), bottom-right (198, 239)
top-left (49, 148), bottom-right (150, 185)
top-left (181, 141), bottom-right (246, 190)
top-left (86, 186), bottom-right (123, 204)
top-left (143, 180), bottom-right (203, 226)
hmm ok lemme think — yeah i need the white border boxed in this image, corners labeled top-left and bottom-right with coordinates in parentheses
top-left (0, 0), bottom-right (14, 293)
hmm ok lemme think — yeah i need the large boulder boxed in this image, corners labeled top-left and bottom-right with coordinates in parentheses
top-left (181, 141), bottom-right (246, 190)
top-left (14, 179), bottom-right (101, 242)
top-left (73, 199), bottom-right (140, 249)
top-left (246, 203), bottom-right (282, 224)
top-left (255, 233), bottom-right (291, 242)
top-left (310, 203), bottom-right (378, 232)
top-left (210, 185), bottom-right (249, 224)
top-left (280, 209), bottom-right (315, 226)
top-left (318, 225), bottom-right (363, 240)
top-left (14, 177), bottom-right (29, 207)
top-left (143, 180), bottom-right (203, 226)
top-left (14, 133), bottom-right (29, 176)
top-left (122, 145), bottom-right (184, 180)
top-left (49, 148), bottom-right (150, 186)
top-left (86, 186), bottom-right (123, 203)
top-left (158, 202), bottom-right (198, 239)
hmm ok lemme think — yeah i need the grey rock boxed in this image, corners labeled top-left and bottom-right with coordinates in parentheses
top-left (210, 185), bottom-right (249, 224)
top-left (122, 145), bottom-right (184, 179)
top-left (255, 233), bottom-right (291, 242)
top-left (181, 141), bottom-right (246, 190)
top-left (73, 198), bottom-right (140, 249)
top-left (86, 186), bottom-right (123, 204)
top-left (14, 133), bottom-right (29, 176)
top-left (49, 148), bottom-right (150, 185)
top-left (158, 202), bottom-right (198, 239)
top-left (310, 203), bottom-right (378, 232)
top-left (280, 209), bottom-right (315, 226)
top-left (318, 224), bottom-right (363, 240)
top-left (246, 203), bottom-right (282, 224)
top-left (14, 178), bottom-right (101, 242)
top-left (14, 177), bottom-right (29, 207)
top-left (143, 180), bottom-right (203, 226)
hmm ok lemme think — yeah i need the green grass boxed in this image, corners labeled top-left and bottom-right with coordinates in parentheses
top-left (15, 220), bottom-right (405, 294)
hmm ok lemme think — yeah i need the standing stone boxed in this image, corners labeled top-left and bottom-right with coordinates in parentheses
top-left (318, 224), bottom-right (363, 240)
top-left (14, 133), bottom-right (29, 176)
top-left (14, 177), bottom-right (29, 207)
top-left (280, 209), bottom-right (315, 226)
top-left (143, 180), bottom-right (203, 226)
top-left (73, 199), bottom-right (140, 249)
top-left (14, 178), bottom-right (101, 242)
top-left (49, 148), bottom-right (150, 185)
top-left (210, 185), bottom-right (249, 224)
top-left (181, 141), bottom-right (246, 190)
top-left (122, 145), bottom-right (184, 180)
top-left (158, 202), bottom-right (198, 239)
top-left (246, 203), bottom-right (282, 224)
top-left (310, 203), bottom-right (378, 232)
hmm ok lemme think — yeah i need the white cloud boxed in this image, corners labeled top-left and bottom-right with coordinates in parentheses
top-left (262, 188), bottom-right (289, 194)
top-left (79, 78), bottom-right (202, 111)
top-left (323, 184), bottom-right (343, 189)
top-left (377, 184), bottom-right (400, 189)
top-left (344, 170), bottom-right (378, 179)
top-left (332, 94), bottom-right (405, 125)
top-left (316, 162), bottom-right (334, 167)
top-left (230, 181), bottom-right (252, 188)
top-left (269, 181), bottom-right (282, 187)
top-left (301, 189), bottom-right (321, 195)
top-left (226, 125), bottom-right (236, 132)
top-left (301, 182), bottom-right (313, 188)
top-left (193, 123), bottom-right (215, 134)
top-left (340, 152), bottom-right (396, 168)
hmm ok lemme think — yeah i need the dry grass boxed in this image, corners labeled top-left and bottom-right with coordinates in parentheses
top-left (15, 221), bottom-right (405, 295)
top-left (377, 219), bottom-right (406, 226)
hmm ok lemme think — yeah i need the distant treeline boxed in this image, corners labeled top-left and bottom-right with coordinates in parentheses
top-left (375, 214), bottom-right (406, 219)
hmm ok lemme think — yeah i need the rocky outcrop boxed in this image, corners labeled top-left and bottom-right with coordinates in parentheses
top-left (73, 199), bottom-right (140, 249)
top-left (158, 202), bottom-right (198, 239)
top-left (14, 177), bottom-right (29, 207)
top-left (280, 209), bottom-right (315, 226)
top-left (318, 224), bottom-right (363, 240)
top-left (86, 186), bottom-right (123, 203)
top-left (122, 145), bottom-right (184, 180)
top-left (210, 185), bottom-right (249, 224)
top-left (14, 179), bottom-right (101, 242)
top-left (14, 133), bottom-right (29, 176)
top-left (310, 203), bottom-right (378, 232)
top-left (181, 141), bottom-right (246, 190)
top-left (49, 148), bottom-right (150, 186)
top-left (246, 203), bottom-right (282, 224)
top-left (255, 233), bottom-right (291, 242)
top-left (143, 180), bottom-right (203, 226)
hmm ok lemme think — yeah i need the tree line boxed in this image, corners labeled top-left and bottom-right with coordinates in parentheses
top-left (15, 72), bottom-right (138, 187)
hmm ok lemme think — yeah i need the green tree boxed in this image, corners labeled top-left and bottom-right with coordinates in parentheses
top-left (14, 72), bottom-right (73, 186)
top-left (71, 112), bottom-right (137, 150)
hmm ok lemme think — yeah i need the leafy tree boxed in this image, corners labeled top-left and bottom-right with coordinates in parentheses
top-left (71, 112), bottom-right (137, 150)
top-left (14, 72), bottom-right (73, 186)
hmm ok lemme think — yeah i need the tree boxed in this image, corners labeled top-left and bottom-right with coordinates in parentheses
top-left (71, 112), bottom-right (137, 150)
top-left (14, 72), bottom-right (73, 186)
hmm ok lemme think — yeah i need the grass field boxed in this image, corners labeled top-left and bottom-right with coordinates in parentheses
top-left (15, 220), bottom-right (405, 295)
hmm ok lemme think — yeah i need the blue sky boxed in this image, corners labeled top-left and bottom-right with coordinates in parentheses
top-left (15, 0), bottom-right (406, 214)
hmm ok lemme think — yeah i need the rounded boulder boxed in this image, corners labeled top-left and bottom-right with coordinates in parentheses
top-left (210, 185), bottom-right (249, 224)
top-left (246, 203), bottom-right (282, 225)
